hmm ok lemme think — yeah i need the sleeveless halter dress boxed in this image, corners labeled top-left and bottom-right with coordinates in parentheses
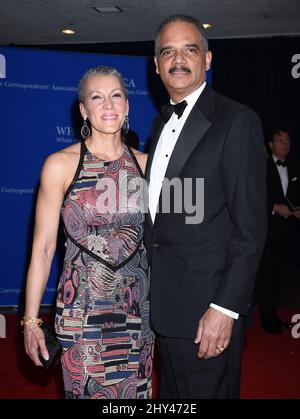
top-left (55, 142), bottom-right (154, 399)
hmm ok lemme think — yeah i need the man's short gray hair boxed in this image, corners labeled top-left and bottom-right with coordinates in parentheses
top-left (155, 14), bottom-right (209, 55)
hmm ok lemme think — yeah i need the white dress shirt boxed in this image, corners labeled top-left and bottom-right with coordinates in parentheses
top-left (272, 155), bottom-right (288, 196)
top-left (149, 83), bottom-right (206, 221)
top-left (148, 81), bottom-right (239, 320)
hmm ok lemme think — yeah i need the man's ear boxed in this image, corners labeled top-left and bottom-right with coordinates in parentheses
top-left (205, 51), bottom-right (212, 72)
top-left (154, 56), bottom-right (160, 75)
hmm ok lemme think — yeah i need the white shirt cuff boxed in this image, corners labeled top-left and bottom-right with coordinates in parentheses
top-left (210, 303), bottom-right (239, 319)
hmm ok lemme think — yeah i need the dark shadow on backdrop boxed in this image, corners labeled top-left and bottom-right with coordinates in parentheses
top-left (144, 58), bottom-right (169, 153)
top-left (125, 130), bottom-right (140, 149)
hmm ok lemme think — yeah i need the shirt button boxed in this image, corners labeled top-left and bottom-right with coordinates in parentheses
top-left (153, 243), bottom-right (160, 249)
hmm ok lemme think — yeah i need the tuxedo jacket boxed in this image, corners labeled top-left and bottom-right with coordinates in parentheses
top-left (144, 85), bottom-right (267, 338)
top-left (266, 157), bottom-right (300, 236)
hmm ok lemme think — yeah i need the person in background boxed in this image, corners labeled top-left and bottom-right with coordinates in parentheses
top-left (144, 14), bottom-right (267, 399)
top-left (258, 128), bottom-right (300, 333)
top-left (23, 66), bottom-right (154, 399)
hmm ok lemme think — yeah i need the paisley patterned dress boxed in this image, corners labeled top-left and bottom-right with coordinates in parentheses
top-left (55, 142), bottom-right (154, 399)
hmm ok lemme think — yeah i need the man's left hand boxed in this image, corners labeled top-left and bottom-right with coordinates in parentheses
top-left (194, 307), bottom-right (234, 359)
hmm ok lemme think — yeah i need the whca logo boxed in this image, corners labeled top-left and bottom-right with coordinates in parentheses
top-left (0, 54), bottom-right (6, 78)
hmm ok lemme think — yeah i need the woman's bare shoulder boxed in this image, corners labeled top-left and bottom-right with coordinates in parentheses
top-left (57, 142), bottom-right (81, 159)
top-left (42, 142), bottom-right (81, 178)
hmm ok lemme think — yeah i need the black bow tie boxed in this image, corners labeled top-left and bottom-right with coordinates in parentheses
top-left (276, 160), bottom-right (287, 167)
top-left (160, 100), bottom-right (187, 123)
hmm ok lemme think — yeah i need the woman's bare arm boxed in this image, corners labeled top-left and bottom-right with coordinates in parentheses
top-left (24, 152), bottom-right (68, 365)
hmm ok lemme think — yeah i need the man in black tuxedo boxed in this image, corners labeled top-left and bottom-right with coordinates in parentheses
top-left (144, 14), bottom-right (267, 398)
top-left (258, 128), bottom-right (300, 333)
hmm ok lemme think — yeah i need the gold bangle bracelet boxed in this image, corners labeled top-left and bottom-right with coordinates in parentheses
top-left (20, 317), bottom-right (43, 327)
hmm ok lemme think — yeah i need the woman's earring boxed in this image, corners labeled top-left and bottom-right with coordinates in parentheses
top-left (122, 115), bottom-right (129, 135)
top-left (81, 119), bottom-right (90, 139)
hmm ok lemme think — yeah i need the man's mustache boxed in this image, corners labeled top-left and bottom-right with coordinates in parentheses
top-left (169, 66), bottom-right (191, 74)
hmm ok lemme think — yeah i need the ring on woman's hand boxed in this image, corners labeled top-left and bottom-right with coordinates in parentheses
top-left (216, 346), bottom-right (225, 353)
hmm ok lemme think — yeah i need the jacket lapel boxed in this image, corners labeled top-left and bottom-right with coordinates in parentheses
top-left (164, 85), bottom-right (214, 181)
top-left (164, 111), bottom-right (211, 181)
top-left (147, 85), bottom-right (215, 229)
top-left (145, 117), bottom-right (165, 230)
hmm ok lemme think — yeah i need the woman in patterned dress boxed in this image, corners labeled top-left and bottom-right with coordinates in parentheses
top-left (23, 66), bottom-right (154, 398)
